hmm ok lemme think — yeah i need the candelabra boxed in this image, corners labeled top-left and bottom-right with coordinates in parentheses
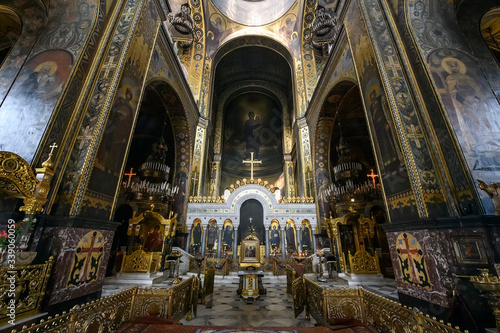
top-left (122, 136), bottom-right (178, 203)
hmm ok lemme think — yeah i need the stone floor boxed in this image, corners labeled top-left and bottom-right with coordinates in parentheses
top-left (101, 272), bottom-right (398, 328)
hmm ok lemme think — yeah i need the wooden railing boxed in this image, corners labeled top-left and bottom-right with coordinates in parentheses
top-left (12, 276), bottom-right (199, 333)
top-left (294, 277), bottom-right (467, 333)
top-left (0, 256), bottom-right (54, 324)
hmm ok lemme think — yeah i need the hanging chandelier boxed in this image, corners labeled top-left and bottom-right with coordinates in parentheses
top-left (326, 127), bottom-right (380, 203)
top-left (122, 118), bottom-right (178, 202)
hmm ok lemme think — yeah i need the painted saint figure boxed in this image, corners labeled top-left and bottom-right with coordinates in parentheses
top-left (244, 111), bottom-right (262, 159)
top-left (222, 225), bottom-right (234, 249)
top-left (301, 226), bottom-right (312, 252)
top-left (369, 89), bottom-right (399, 174)
top-left (443, 57), bottom-right (494, 152)
top-left (144, 225), bottom-right (163, 252)
top-left (245, 245), bottom-right (255, 257)
top-left (286, 224), bottom-right (296, 252)
top-left (270, 225), bottom-right (281, 249)
top-left (192, 223), bottom-right (202, 250)
top-left (206, 222), bottom-right (218, 249)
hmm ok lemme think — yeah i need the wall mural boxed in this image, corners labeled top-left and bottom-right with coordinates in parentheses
top-left (0, 1), bottom-right (46, 103)
top-left (345, 1), bottom-right (415, 221)
top-left (81, 1), bottom-right (160, 220)
top-left (221, 93), bottom-right (283, 186)
top-left (0, 0), bottom-right (97, 164)
top-left (407, 0), bottom-right (500, 214)
top-left (429, 49), bottom-right (500, 212)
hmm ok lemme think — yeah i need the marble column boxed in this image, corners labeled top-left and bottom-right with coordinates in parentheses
top-left (297, 227), bottom-right (302, 255)
top-left (217, 226), bottom-right (223, 258)
top-left (233, 227), bottom-right (238, 258)
top-left (312, 234), bottom-right (317, 253)
top-left (265, 226), bottom-right (269, 258)
top-left (281, 229), bottom-right (286, 258)
top-left (185, 227), bottom-right (192, 253)
top-left (201, 225), bottom-right (207, 256)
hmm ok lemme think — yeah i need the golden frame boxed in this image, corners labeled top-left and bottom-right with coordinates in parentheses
top-left (240, 239), bottom-right (260, 265)
top-left (451, 236), bottom-right (488, 265)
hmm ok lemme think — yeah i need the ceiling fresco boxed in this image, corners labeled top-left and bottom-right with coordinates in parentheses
top-left (211, 0), bottom-right (297, 26)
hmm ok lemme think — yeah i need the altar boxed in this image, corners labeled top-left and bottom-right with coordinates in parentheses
top-left (236, 234), bottom-right (267, 302)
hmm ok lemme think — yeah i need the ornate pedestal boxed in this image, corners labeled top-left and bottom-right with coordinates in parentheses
top-left (237, 270), bottom-right (266, 303)
top-left (470, 269), bottom-right (500, 331)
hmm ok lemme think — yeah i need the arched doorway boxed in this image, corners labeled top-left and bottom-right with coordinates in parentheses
top-left (239, 199), bottom-right (264, 244)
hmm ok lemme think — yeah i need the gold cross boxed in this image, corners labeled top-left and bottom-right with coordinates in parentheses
top-left (243, 152), bottom-right (262, 181)
top-left (367, 169), bottom-right (379, 187)
top-left (124, 167), bottom-right (136, 186)
top-left (407, 124), bottom-right (424, 148)
top-left (49, 143), bottom-right (58, 155)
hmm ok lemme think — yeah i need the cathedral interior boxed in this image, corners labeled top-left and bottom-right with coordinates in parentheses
top-left (1, 0), bottom-right (500, 332)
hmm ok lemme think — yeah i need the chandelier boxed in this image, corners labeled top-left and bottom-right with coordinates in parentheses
top-left (122, 120), bottom-right (178, 202)
top-left (326, 132), bottom-right (380, 203)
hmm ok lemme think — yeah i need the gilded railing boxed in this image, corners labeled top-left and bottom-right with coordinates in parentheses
top-left (13, 277), bottom-right (199, 333)
top-left (71, 287), bottom-right (134, 332)
top-left (12, 288), bottom-right (135, 333)
top-left (201, 267), bottom-right (215, 304)
top-left (167, 275), bottom-right (195, 320)
top-left (285, 265), bottom-right (296, 295)
top-left (324, 287), bottom-right (363, 322)
top-left (292, 277), bottom-right (305, 318)
top-left (300, 277), bottom-right (466, 333)
top-left (130, 287), bottom-right (170, 318)
top-left (304, 277), bottom-right (325, 325)
top-left (120, 250), bottom-right (160, 273)
top-left (348, 249), bottom-right (381, 274)
top-left (0, 256), bottom-right (54, 324)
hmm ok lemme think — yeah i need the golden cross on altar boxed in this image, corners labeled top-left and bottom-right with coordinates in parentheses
top-left (124, 167), bottom-right (136, 186)
top-left (243, 152), bottom-right (262, 181)
top-left (49, 143), bottom-right (58, 155)
top-left (367, 169), bottom-right (379, 187)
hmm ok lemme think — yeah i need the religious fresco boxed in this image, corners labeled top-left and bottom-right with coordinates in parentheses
top-left (206, 219), bottom-right (218, 252)
top-left (212, 0), bottom-right (295, 26)
top-left (80, 2), bottom-right (160, 220)
top-left (395, 232), bottom-right (431, 289)
top-left (222, 219), bottom-right (234, 254)
top-left (0, 2), bottom-right (46, 103)
top-left (300, 220), bottom-right (313, 254)
top-left (67, 231), bottom-right (105, 287)
top-left (269, 220), bottom-right (281, 255)
top-left (315, 118), bottom-right (334, 222)
top-left (190, 219), bottom-right (203, 254)
top-left (0, 0), bottom-right (98, 164)
top-left (429, 49), bottom-right (500, 213)
top-left (405, 0), bottom-right (499, 214)
top-left (51, 0), bottom-right (146, 216)
top-left (221, 93), bottom-right (283, 184)
top-left (345, 1), bottom-right (416, 221)
top-left (285, 219), bottom-right (297, 253)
